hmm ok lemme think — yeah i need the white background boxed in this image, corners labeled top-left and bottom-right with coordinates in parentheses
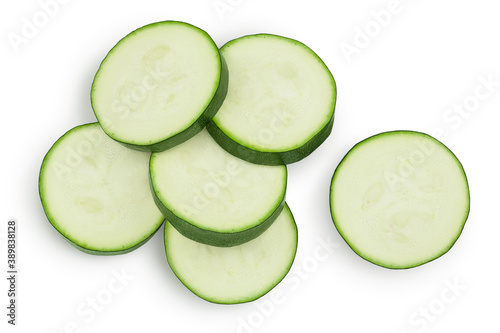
top-left (1, 0), bottom-right (499, 332)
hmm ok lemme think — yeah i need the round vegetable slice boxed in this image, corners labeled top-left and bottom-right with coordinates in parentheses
top-left (330, 131), bottom-right (470, 269)
top-left (91, 20), bottom-right (228, 152)
top-left (165, 203), bottom-right (298, 304)
top-left (207, 33), bottom-right (336, 165)
top-left (150, 129), bottom-right (287, 247)
top-left (39, 123), bottom-right (165, 254)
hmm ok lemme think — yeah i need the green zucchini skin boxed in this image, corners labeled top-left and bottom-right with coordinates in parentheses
top-left (50, 221), bottom-right (163, 256)
top-left (329, 130), bottom-right (470, 269)
top-left (207, 108), bottom-right (335, 165)
top-left (149, 171), bottom-right (286, 247)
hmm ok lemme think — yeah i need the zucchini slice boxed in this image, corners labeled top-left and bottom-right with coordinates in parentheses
top-left (165, 203), bottom-right (298, 304)
top-left (207, 33), bottom-right (336, 165)
top-left (91, 20), bottom-right (228, 152)
top-left (150, 129), bottom-right (287, 247)
top-left (39, 123), bottom-right (165, 254)
top-left (330, 131), bottom-right (470, 269)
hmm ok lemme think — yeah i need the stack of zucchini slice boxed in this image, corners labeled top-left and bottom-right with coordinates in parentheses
top-left (39, 20), bottom-right (337, 304)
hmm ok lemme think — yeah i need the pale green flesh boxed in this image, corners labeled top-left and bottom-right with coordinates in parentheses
top-left (213, 34), bottom-right (335, 152)
top-left (92, 21), bottom-right (221, 146)
top-left (150, 129), bottom-right (287, 232)
top-left (330, 131), bottom-right (470, 269)
top-left (165, 204), bottom-right (298, 304)
top-left (39, 123), bottom-right (164, 253)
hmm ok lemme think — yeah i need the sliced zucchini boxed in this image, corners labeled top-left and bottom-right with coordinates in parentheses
top-left (150, 129), bottom-right (287, 247)
top-left (39, 123), bottom-right (165, 254)
top-left (165, 203), bottom-right (298, 304)
top-left (91, 20), bottom-right (228, 152)
top-left (330, 131), bottom-right (470, 269)
top-left (207, 33), bottom-right (336, 165)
